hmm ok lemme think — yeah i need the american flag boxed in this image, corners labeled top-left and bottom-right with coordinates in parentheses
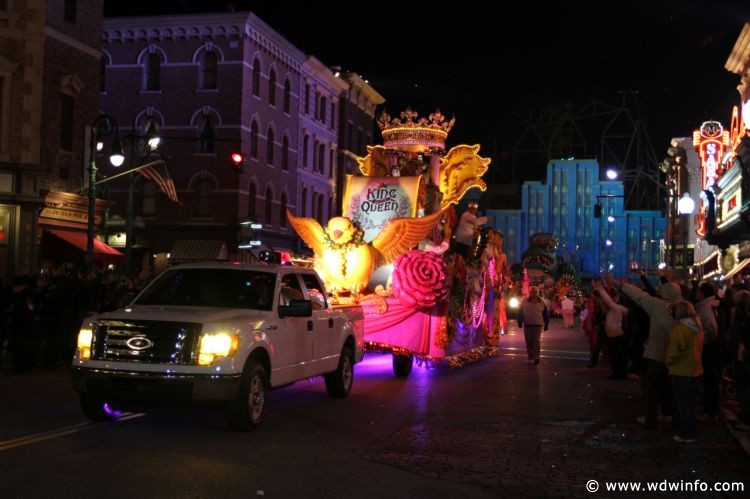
top-left (139, 162), bottom-right (180, 204)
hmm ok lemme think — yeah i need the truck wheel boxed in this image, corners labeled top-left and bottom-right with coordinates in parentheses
top-left (324, 346), bottom-right (354, 399)
top-left (228, 361), bottom-right (268, 431)
top-left (80, 394), bottom-right (114, 422)
top-left (393, 353), bottom-right (413, 378)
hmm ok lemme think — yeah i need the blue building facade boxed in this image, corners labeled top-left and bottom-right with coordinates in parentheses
top-left (487, 159), bottom-right (667, 279)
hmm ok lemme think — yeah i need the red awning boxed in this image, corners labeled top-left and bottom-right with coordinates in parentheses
top-left (43, 230), bottom-right (124, 264)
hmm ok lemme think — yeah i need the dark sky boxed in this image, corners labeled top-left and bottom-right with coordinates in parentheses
top-left (105, 1), bottom-right (750, 180)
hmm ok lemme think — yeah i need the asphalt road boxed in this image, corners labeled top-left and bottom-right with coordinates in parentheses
top-left (0, 319), bottom-right (748, 498)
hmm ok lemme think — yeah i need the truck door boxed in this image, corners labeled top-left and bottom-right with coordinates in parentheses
top-left (300, 273), bottom-right (338, 362)
top-left (273, 273), bottom-right (314, 378)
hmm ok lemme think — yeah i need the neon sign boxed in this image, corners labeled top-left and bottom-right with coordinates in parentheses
top-left (693, 121), bottom-right (730, 237)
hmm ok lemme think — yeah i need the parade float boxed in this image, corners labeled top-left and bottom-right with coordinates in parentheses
top-left (288, 108), bottom-right (507, 376)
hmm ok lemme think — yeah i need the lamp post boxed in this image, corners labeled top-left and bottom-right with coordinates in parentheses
top-left (677, 192), bottom-right (695, 281)
top-left (87, 114), bottom-right (124, 272)
top-left (123, 122), bottom-right (160, 275)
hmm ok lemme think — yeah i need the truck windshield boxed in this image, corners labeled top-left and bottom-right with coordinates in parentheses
top-left (134, 269), bottom-right (277, 310)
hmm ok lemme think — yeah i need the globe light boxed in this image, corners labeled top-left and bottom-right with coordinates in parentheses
top-left (678, 192), bottom-right (695, 215)
top-left (607, 215), bottom-right (615, 223)
top-left (606, 168), bottom-right (618, 180)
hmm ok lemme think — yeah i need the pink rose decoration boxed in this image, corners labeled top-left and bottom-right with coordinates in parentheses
top-left (392, 250), bottom-right (449, 308)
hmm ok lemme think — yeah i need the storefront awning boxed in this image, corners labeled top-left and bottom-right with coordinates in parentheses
top-left (170, 240), bottom-right (228, 264)
top-left (723, 258), bottom-right (750, 281)
top-left (43, 230), bottom-right (124, 264)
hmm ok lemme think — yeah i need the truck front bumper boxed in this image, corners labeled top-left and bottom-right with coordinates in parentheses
top-left (71, 366), bottom-right (242, 405)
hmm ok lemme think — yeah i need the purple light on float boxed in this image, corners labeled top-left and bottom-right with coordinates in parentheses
top-left (103, 403), bottom-right (122, 419)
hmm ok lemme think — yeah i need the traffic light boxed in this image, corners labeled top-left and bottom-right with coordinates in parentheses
top-left (231, 151), bottom-right (246, 173)
top-left (594, 203), bottom-right (602, 218)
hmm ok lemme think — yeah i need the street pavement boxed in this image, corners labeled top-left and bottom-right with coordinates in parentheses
top-left (0, 318), bottom-right (748, 498)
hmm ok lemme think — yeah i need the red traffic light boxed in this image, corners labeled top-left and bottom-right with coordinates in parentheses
top-left (231, 151), bottom-right (246, 172)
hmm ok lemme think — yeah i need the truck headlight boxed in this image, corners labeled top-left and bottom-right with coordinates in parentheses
top-left (198, 332), bottom-right (239, 366)
top-left (77, 328), bottom-right (93, 360)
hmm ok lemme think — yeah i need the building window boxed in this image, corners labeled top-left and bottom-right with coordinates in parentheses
top-left (301, 187), bottom-right (307, 217)
top-left (64, 0), bottom-right (76, 23)
top-left (250, 120), bottom-right (259, 159)
top-left (200, 50), bottom-right (217, 89)
top-left (283, 79), bottom-right (291, 113)
top-left (268, 70), bottom-right (276, 107)
top-left (264, 187), bottom-right (273, 225)
top-left (319, 96), bottom-right (327, 123)
top-left (145, 52), bottom-right (162, 91)
top-left (330, 102), bottom-right (335, 129)
top-left (317, 192), bottom-right (323, 221)
top-left (100, 56), bottom-right (107, 92)
top-left (142, 181), bottom-right (156, 215)
top-left (302, 135), bottom-right (309, 168)
top-left (252, 58), bottom-right (261, 97)
top-left (329, 149), bottom-right (335, 178)
top-left (60, 93), bottom-right (74, 151)
top-left (304, 84), bottom-right (310, 114)
top-left (279, 192), bottom-right (287, 228)
top-left (248, 182), bottom-right (256, 219)
top-left (199, 117), bottom-right (215, 153)
top-left (317, 143), bottom-right (325, 174)
top-left (194, 179), bottom-right (213, 217)
top-left (282, 135), bottom-right (289, 171)
top-left (266, 127), bottom-right (274, 165)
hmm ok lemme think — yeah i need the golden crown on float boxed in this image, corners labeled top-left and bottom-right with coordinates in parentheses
top-left (377, 108), bottom-right (456, 152)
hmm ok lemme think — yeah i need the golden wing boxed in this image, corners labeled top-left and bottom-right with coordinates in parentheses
top-left (371, 209), bottom-right (444, 265)
top-left (439, 144), bottom-right (490, 209)
top-left (356, 145), bottom-right (390, 177)
top-left (286, 209), bottom-right (325, 256)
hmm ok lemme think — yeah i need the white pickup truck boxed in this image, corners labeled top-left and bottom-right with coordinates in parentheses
top-left (71, 262), bottom-right (364, 431)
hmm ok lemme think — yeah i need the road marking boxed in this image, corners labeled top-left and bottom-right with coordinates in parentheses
top-left (0, 412), bottom-right (145, 452)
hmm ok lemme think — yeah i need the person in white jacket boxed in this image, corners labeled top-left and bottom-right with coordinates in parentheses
top-left (593, 280), bottom-right (629, 380)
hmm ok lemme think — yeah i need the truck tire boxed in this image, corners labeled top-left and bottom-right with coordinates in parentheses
top-left (80, 394), bottom-right (114, 422)
top-left (393, 353), bottom-right (413, 378)
top-left (228, 361), bottom-right (268, 431)
top-left (324, 345), bottom-right (354, 399)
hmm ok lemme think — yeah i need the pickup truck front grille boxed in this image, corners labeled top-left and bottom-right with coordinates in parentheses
top-left (91, 320), bottom-right (203, 365)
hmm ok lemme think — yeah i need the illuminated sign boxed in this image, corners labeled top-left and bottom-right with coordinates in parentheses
top-left (692, 121), bottom-right (730, 237)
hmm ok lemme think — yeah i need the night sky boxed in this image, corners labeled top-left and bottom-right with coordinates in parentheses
top-left (104, 1), bottom-right (749, 182)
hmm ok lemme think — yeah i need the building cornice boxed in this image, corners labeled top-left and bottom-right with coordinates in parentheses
top-left (725, 22), bottom-right (750, 76)
top-left (302, 56), bottom-right (348, 93)
top-left (103, 11), bottom-right (305, 71)
top-left (340, 72), bottom-right (385, 106)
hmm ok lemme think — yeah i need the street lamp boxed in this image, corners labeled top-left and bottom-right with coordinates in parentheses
top-left (87, 114), bottom-right (123, 272)
top-left (677, 192), bottom-right (695, 281)
top-left (123, 121), bottom-right (160, 275)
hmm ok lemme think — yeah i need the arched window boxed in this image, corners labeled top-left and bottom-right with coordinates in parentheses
top-left (200, 50), bottom-right (217, 89)
top-left (268, 69), bottom-right (276, 106)
top-left (250, 120), bottom-right (259, 159)
top-left (252, 58), bottom-right (261, 97)
top-left (302, 135), bottom-right (309, 168)
top-left (264, 187), bottom-right (273, 225)
top-left (301, 187), bottom-right (307, 217)
top-left (194, 179), bottom-right (213, 217)
top-left (142, 181), bottom-right (157, 216)
top-left (199, 116), bottom-right (215, 153)
top-left (266, 127), bottom-right (274, 165)
top-left (282, 135), bottom-right (289, 171)
top-left (145, 52), bottom-right (162, 91)
top-left (279, 192), bottom-right (287, 228)
top-left (248, 182), bottom-right (257, 219)
top-left (100, 55), bottom-right (107, 93)
top-left (283, 79), bottom-right (291, 113)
